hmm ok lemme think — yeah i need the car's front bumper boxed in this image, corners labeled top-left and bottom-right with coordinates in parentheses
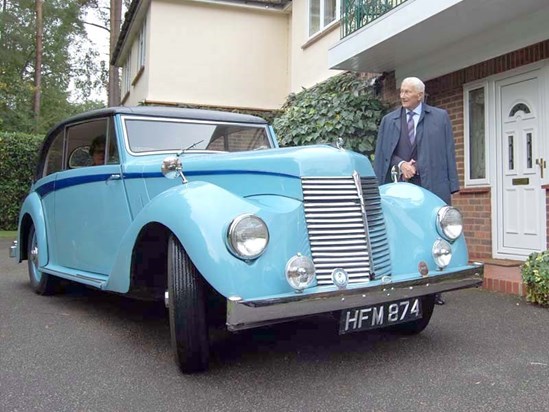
top-left (9, 241), bottom-right (17, 258)
top-left (226, 264), bottom-right (483, 331)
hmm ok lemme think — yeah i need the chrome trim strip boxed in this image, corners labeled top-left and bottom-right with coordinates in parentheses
top-left (226, 265), bottom-right (483, 331)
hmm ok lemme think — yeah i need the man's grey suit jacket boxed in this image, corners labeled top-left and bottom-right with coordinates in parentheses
top-left (373, 104), bottom-right (459, 204)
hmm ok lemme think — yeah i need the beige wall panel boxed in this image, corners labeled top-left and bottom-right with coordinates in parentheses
top-left (289, 0), bottom-right (343, 93)
top-left (147, 0), bottom-right (289, 110)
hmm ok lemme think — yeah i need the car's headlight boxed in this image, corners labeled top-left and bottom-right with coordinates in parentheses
top-left (227, 214), bottom-right (269, 260)
top-left (436, 206), bottom-right (463, 241)
top-left (432, 238), bottom-right (452, 270)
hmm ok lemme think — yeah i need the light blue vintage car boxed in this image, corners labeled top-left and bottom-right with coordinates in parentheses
top-left (10, 107), bottom-right (483, 373)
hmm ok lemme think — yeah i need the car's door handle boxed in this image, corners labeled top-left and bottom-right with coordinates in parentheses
top-left (107, 174), bottom-right (122, 181)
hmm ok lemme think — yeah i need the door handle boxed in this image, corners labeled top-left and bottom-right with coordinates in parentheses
top-left (107, 173), bottom-right (122, 182)
top-left (535, 158), bottom-right (546, 178)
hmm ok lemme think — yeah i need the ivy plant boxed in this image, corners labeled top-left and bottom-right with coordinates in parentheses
top-left (521, 251), bottom-right (549, 306)
top-left (272, 72), bottom-right (388, 159)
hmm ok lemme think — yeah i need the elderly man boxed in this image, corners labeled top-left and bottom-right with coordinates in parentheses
top-left (374, 77), bottom-right (459, 205)
top-left (374, 77), bottom-right (459, 305)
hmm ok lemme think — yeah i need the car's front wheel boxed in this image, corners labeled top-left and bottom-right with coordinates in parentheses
top-left (167, 235), bottom-right (209, 373)
top-left (385, 294), bottom-right (436, 335)
top-left (27, 225), bottom-right (60, 295)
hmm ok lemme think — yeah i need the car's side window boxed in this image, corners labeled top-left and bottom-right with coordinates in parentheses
top-left (66, 118), bottom-right (113, 168)
top-left (106, 120), bottom-right (119, 165)
top-left (43, 130), bottom-right (65, 176)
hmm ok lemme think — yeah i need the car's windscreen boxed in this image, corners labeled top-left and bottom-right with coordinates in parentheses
top-left (124, 117), bottom-right (272, 153)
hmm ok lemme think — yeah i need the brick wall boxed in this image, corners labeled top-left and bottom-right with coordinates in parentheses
top-left (380, 40), bottom-right (549, 259)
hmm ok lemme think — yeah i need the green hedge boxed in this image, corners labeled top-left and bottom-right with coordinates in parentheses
top-left (0, 132), bottom-right (44, 230)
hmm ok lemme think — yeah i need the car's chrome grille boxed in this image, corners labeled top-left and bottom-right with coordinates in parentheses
top-left (302, 175), bottom-right (391, 286)
top-left (360, 176), bottom-right (392, 278)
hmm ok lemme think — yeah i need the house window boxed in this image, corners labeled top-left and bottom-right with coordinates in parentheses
top-left (138, 20), bottom-right (146, 69)
top-left (309, 0), bottom-right (339, 37)
top-left (123, 51), bottom-right (132, 95)
top-left (464, 85), bottom-right (487, 184)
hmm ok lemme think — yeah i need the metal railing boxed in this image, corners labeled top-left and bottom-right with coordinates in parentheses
top-left (341, 0), bottom-right (408, 38)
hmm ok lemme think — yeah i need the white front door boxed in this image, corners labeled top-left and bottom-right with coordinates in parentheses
top-left (496, 71), bottom-right (545, 258)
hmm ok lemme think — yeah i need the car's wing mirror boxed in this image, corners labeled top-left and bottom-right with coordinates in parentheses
top-left (161, 156), bottom-right (187, 184)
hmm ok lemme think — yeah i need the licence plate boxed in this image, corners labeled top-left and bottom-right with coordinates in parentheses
top-left (339, 298), bottom-right (422, 334)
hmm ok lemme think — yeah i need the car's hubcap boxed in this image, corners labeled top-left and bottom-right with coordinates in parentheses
top-left (31, 245), bottom-right (38, 263)
top-left (30, 239), bottom-right (41, 281)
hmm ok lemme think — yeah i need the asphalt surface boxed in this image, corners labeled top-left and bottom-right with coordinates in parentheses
top-left (1, 238), bottom-right (548, 412)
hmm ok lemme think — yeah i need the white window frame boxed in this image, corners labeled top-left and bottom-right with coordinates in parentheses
top-left (308, 0), bottom-right (340, 38)
top-left (463, 81), bottom-right (490, 186)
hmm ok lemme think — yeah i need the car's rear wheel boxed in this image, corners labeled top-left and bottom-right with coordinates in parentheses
top-left (385, 294), bottom-right (436, 335)
top-left (167, 235), bottom-right (209, 373)
top-left (27, 225), bottom-right (60, 295)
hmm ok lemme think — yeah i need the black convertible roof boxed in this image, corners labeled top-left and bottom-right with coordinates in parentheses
top-left (57, 106), bottom-right (268, 128)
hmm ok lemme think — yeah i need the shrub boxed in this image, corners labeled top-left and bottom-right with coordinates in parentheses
top-left (272, 72), bottom-right (388, 159)
top-left (0, 132), bottom-right (44, 230)
top-left (521, 251), bottom-right (549, 306)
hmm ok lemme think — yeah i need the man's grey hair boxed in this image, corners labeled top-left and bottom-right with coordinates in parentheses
top-left (401, 77), bottom-right (425, 99)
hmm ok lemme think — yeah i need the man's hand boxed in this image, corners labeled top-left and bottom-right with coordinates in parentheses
top-left (400, 159), bottom-right (416, 180)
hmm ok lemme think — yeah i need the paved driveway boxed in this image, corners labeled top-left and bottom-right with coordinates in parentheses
top-left (1, 238), bottom-right (548, 411)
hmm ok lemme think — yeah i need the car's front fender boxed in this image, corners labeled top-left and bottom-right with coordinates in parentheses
top-left (380, 182), bottom-right (468, 274)
top-left (17, 192), bottom-right (48, 266)
top-left (106, 181), bottom-right (308, 299)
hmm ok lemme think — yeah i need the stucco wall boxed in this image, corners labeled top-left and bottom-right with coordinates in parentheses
top-left (142, 0), bottom-right (289, 110)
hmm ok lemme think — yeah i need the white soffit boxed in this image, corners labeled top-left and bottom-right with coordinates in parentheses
top-left (328, 0), bottom-right (549, 80)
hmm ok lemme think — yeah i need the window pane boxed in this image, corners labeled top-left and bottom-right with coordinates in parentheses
top-left (106, 119), bottom-right (119, 164)
top-left (309, 0), bottom-right (320, 36)
top-left (125, 119), bottom-right (271, 153)
top-left (44, 131), bottom-right (64, 176)
top-left (324, 0), bottom-right (337, 26)
top-left (67, 119), bottom-right (109, 168)
top-left (526, 133), bottom-right (532, 169)
top-left (508, 135), bottom-right (514, 171)
top-left (468, 88), bottom-right (485, 179)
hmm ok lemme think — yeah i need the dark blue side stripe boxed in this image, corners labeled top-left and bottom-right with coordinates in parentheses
top-left (34, 169), bottom-right (300, 198)
top-left (35, 181), bottom-right (56, 197)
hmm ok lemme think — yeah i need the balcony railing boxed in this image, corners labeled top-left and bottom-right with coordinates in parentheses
top-left (341, 0), bottom-right (408, 38)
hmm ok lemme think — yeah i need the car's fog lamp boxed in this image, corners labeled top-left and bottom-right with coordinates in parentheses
top-left (437, 206), bottom-right (463, 241)
top-left (285, 254), bottom-right (315, 292)
top-left (432, 238), bottom-right (452, 270)
top-left (227, 214), bottom-right (269, 260)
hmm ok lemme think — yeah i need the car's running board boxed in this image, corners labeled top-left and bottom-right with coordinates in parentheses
top-left (41, 266), bottom-right (107, 289)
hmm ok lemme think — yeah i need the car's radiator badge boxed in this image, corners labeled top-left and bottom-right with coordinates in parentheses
top-left (331, 268), bottom-right (349, 289)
